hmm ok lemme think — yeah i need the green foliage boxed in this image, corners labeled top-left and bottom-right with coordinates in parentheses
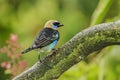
top-left (0, 67), bottom-right (12, 80)
top-left (0, 0), bottom-right (120, 80)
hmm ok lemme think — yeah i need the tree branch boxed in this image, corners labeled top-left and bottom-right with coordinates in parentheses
top-left (13, 20), bottom-right (120, 80)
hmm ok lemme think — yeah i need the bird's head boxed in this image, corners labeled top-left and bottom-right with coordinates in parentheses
top-left (44, 20), bottom-right (64, 30)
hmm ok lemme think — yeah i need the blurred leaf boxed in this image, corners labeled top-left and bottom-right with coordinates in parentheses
top-left (90, 0), bottom-right (113, 25)
top-left (0, 67), bottom-right (12, 80)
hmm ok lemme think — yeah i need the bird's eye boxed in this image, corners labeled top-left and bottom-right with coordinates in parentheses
top-left (53, 22), bottom-right (60, 26)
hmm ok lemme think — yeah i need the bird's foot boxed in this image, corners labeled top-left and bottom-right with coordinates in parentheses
top-left (39, 59), bottom-right (52, 69)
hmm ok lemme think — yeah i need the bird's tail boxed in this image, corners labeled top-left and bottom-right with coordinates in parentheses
top-left (21, 47), bottom-right (33, 54)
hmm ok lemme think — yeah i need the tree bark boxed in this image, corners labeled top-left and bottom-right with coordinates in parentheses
top-left (13, 20), bottom-right (120, 80)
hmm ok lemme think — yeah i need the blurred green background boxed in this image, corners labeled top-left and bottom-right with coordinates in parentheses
top-left (0, 0), bottom-right (120, 80)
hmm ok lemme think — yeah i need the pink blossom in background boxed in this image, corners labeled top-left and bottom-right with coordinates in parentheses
top-left (10, 34), bottom-right (18, 43)
top-left (0, 34), bottom-right (28, 78)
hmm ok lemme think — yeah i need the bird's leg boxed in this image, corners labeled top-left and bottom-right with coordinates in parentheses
top-left (52, 48), bottom-right (55, 51)
top-left (38, 51), bottom-right (52, 68)
top-left (38, 52), bottom-right (42, 63)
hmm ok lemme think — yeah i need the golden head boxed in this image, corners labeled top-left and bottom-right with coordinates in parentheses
top-left (44, 20), bottom-right (64, 30)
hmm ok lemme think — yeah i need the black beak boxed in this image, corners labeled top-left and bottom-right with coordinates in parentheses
top-left (58, 24), bottom-right (64, 27)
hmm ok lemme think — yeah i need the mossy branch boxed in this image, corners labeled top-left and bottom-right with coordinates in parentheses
top-left (13, 20), bottom-right (120, 80)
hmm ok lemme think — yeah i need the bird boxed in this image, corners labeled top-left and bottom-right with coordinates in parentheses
top-left (21, 20), bottom-right (63, 56)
